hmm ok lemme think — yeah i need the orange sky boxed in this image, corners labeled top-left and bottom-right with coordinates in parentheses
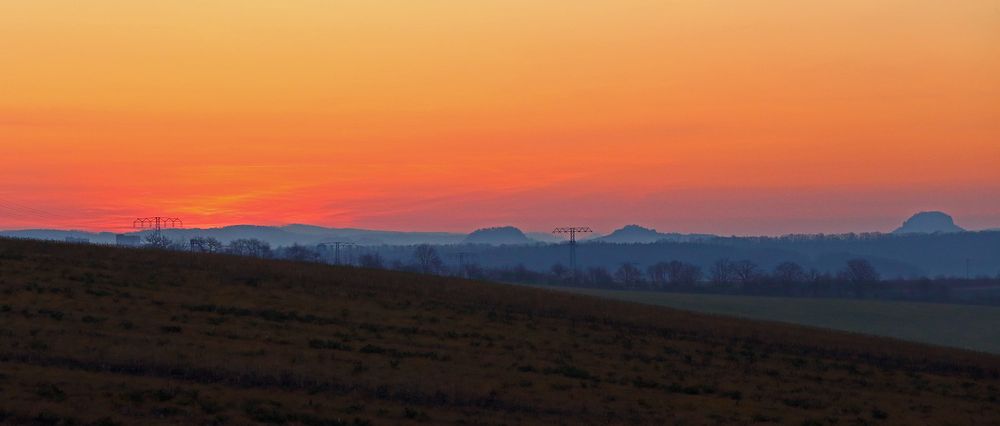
top-left (2, 1), bottom-right (999, 235)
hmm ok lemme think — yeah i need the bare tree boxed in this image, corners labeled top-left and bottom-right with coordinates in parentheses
top-left (710, 258), bottom-right (735, 285)
top-left (190, 237), bottom-right (223, 253)
top-left (284, 244), bottom-right (318, 262)
top-left (550, 263), bottom-right (570, 284)
top-left (505, 264), bottom-right (534, 282)
top-left (206, 238), bottom-right (224, 253)
top-left (228, 239), bottom-right (272, 258)
top-left (731, 260), bottom-right (759, 285)
top-left (614, 262), bottom-right (644, 287)
top-left (665, 261), bottom-right (702, 287)
top-left (647, 262), bottom-right (670, 286)
top-left (144, 233), bottom-right (172, 250)
top-left (586, 267), bottom-right (613, 287)
top-left (460, 262), bottom-right (485, 280)
top-left (841, 258), bottom-right (880, 283)
top-left (413, 244), bottom-right (443, 274)
top-left (840, 258), bottom-right (880, 298)
top-left (359, 252), bottom-right (384, 269)
top-left (773, 261), bottom-right (806, 283)
top-left (190, 237), bottom-right (207, 252)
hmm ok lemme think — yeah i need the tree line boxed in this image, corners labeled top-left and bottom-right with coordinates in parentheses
top-left (147, 236), bottom-right (1000, 306)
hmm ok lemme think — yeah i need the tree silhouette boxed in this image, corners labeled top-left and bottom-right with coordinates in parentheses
top-left (586, 267), bottom-right (613, 287)
top-left (190, 237), bottom-right (223, 253)
top-left (284, 244), bottom-right (318, 262)
top-left (732, 260), bottom-right (759, 286)
top-left (413, 244), bottom-right (443, 274)
top-left (710, 258), bottom-right (735, 285)
top-left (664, 261), bottom-right (702, 287)
top-left (841, 259), bottom-right (880, 283)
top-left (359, 253), bottom-right (384, 269)
top-left (773, 261), bottom-right (806, 283)
top-left (144, 233), bottom-right (172, 249)
top-left (647, 262), bottom-right (670, 287)
top-left (228, 239), bottom-right (272, 258)
top-left (460, 262), bottom-right (485, 280)
top-left (840, 258), bottom-right (880, 297)
top-left (614, 263), bottom-right (644, 287)
top-left (550, 263), bottom-right (570, 284)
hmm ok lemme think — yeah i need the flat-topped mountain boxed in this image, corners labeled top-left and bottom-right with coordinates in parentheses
top-left (594, 224), bottom-right (663, 243)
top-left (463, 226), bottom-right (535, 245)
top-left (593, 224), bottom-right (714, 243)
top-left (893, 211), bottom-right (965, 234)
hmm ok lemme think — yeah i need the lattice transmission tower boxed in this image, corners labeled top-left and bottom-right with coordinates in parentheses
top-left (453, 251), bottom-right (477, 279)
top-left (320, 241), bottom-right (357, 265)
top-left (552, 227), bottom-right (592, 277)
top-left (133, 217), bottom-right (183, 237)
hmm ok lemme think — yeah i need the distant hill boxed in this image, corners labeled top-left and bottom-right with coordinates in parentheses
top-left (893, 211), bottom-right (965, 234)
top-left (593, 224), bottom-right (714, 243)
top-left (166, 225), bottom-right (469, 246)
top-left (1, 237), bottom-right (997, 424)
top-left (463, 226), bottom-right (534, 245)
top-left (0, 229), bottom-right (118, 244)
top-left (525, 231), bottom-right (563, 243)
top-left (370, 231), bottom-right (1000, 279)
top-left (0, 224), bottom-right (467, 247)
top-left (7, 223), bottom-right (1000, 277)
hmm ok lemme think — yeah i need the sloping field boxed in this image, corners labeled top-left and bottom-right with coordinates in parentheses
top-left (560, 289), bottom-right (1000, 354)
top-left (0, 238), bottom-right (998, 425)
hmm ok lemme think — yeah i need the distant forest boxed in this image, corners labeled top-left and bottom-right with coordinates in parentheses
top-left (92, 231), bottom-right (1000, 306)
top-left (367, 231), bottom-right (1000, 279)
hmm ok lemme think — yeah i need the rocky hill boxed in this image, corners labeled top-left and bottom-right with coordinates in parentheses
top-left (893, 211), bottom-right (965, 234)
top-left (463, 226), bottom-right (535, 245)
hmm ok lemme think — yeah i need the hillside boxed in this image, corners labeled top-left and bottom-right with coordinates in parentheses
top-left (893, 211), bottom-right (965, 234)
top-left (559, 289), bottom-right (1000, 353)
top-left (0, 239), bottom-right (998, 425)
top-left (463, 227), bottom-right (535, 245)
top-left (593, 225), bottom-right (714, 243)
top-left (0, 224), bottom-right (467, 247)
top-left (399, 231), bottom-right (1000, 278)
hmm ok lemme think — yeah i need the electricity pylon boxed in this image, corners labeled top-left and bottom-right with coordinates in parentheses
top-left (453, 251), bottom-right (476, 279)
top-left (133, 217), bottom-right (183, 238)
top-left (553, 227), bottom-right (592, 279)
top-left (320, 241), bottom-right (356, 265)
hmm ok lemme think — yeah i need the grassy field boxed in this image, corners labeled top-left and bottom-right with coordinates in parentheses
top-left (559, 289), bottom-right (1000, 355)
top-left (1, 238), bottom-right (999, 425)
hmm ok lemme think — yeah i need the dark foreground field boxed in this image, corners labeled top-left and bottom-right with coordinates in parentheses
top-left (1, 239), bottom-right (998, 425)
top-left (558, 288), bottom-right (1000, 354)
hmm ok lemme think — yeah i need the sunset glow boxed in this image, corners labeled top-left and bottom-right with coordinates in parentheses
top-left (2, 1), bottom-right (998, 234)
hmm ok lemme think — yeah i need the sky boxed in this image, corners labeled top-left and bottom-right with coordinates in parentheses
top-left (2, 1), bottom-right (999, 235)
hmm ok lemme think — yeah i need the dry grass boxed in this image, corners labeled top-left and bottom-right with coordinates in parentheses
top-left (0, 238), bottom-right (998, 425)
top-left (559, 288), bottom-right (1000, 353)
